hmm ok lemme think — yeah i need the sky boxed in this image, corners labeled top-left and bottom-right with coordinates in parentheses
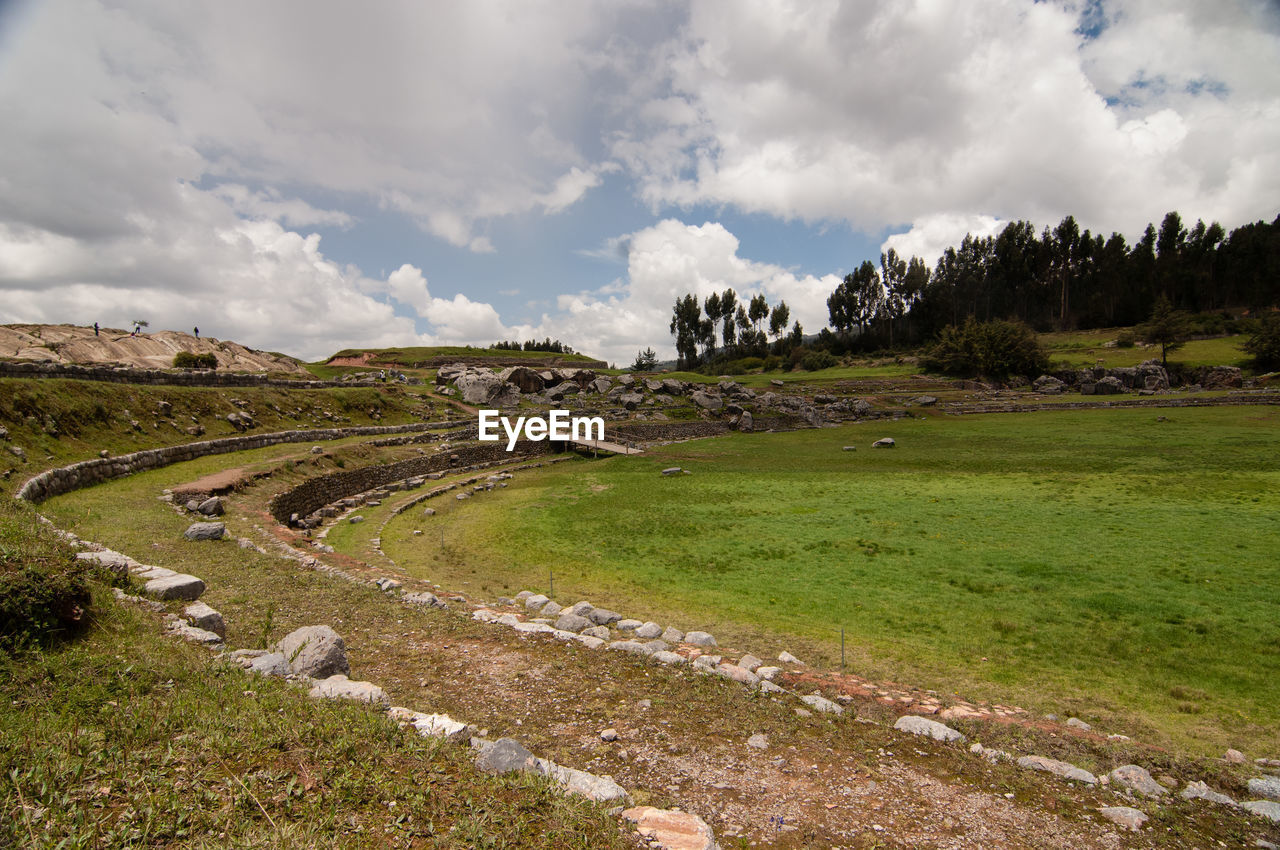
top-left (0, 0), bottom-right (1277, 366)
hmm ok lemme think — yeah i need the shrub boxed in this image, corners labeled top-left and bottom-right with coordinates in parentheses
top-left (173, 352), bottom-right (217, 369)
top-left (923, 318), bottom-right (1048, 379)
top-left (1243, 314), bottom-right (1280, 371)
top-left (1115, 330), bottom-right (1136, 348)
top-left (0, 500), bottom-right (103, 648)
top-left (801, 350), bottom-right (838, 371)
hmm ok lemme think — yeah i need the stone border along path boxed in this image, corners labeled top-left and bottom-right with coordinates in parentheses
top-left (25, 432), bottom-right (1280, 843)
top-left (273, 452), bottom-right (1280, 838)
top-left (38, 507), bottom-right (722, 850)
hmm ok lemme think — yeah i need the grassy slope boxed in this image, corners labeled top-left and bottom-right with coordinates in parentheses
top-left (1041, 330), bottom-right (1249, 370)
top-left (0, 480), bottom-right (628, 849)
top-left (378, 407), bottom-right (1280, 756)
top-left (0, 379), bottom-right (441, 495)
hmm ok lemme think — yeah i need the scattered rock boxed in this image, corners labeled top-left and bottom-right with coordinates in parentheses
top-left (1098, 806), bottom-right (1148, 831)
top-left (800, 694), bottom-right (843, 714)
top-left (747, 733), bottom-right (768, 750)
top-left (524, 594), bottom-right (550, 610)
top-left (581, 626), bottom-right (611, 640)
top-left (308, 675), bottom-right (389, 706)
top-left (1016, 756), bottom-right (1097, 785)
top-left (165, 620), bottom-right (223, 646)
top-left (684, 630), bottom-right (717, 647)
top-left (778, 651), bottom-right (804, 665)
top-left (1109, 765), bottom-right (1167, 797)
top-left (1242, 800), bottom-right (1280, 822)
top-left (540, 600), bottom-right (563, 617)
top-left (183, 521), bottom-right (226, 541)
top-left (600, 728), bottom-right (619, 742)
top-left (634, 622), bottom-right (663, 639)
top-left (143, 573), bottom-right (206, 602)
top-left (473, 737), bottom-right (539, 775)
top-left (609, 640), bottom-right (654, 656)
top-left (1065, 717), bottom-right (1091, 731)
top-left (588, 608), bottom-right (622, 626)
top-left (403, 591), bottom-right (446, 609)
top-left (183, 601), bottom-right (225, 638)
top-left (622, 806), bottom-right (718, 850)
top-left (248, 652), bottom-right (291, 677)
top-left (661, 626), bottom-right (684, 643)
top-left (196, 496), bottom-right (224, 516)
top-left (1249, 777), bottom-right (1280, 802)
top-left (737, 654), bottom-right (763, 672)
top-left (388, 708), bottom-right (470, 742)
top-left (661, 467), bottom-right (683, 476)
top-left (872, 437), bottom-right (896, 448)
top-left (651, 651), bottom-right (685, 665)
top-left (755, 666), bottom-right (781, 681)
top-left (842, 446), bottom-right (857, 452)
top-left (894, 715), bottom-right (964, 743)
top-left (1224, 748), bottom-right (1247, 764)
top-left (555, 612), bottom-right (592, 632)
top-left (1181, 781), bottom-right (1237, 807)
top-left (538, 759), bottom-right (630, 803)
top-left (275, 625), bottom-right (350, 679)
top-left (616, 618), bottom-right (643, 631)
top-left (715, 663), bottom-right (759, 687)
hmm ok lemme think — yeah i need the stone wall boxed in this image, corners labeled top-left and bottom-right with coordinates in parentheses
top-left (611, 421), bottom-right (731, 442)
top-left (15, 423), bottom-right (439, 503)
top-left (0, 359), bottom-right (346, 388)
top-left (269, 440), bottom-right (552, 524)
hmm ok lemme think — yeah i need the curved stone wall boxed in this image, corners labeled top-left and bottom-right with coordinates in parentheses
top-left (268, 440), bottom-right (552, 524)
top-left (0, 360), bottom-right (345, 388)
top-left (15, 423), bottom-right (442, 503)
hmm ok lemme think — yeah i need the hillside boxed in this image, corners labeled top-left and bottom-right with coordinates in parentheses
top-left (326, 345), bottom-right (606, 370)
top-left (0, 324), bottom-right (310, 376)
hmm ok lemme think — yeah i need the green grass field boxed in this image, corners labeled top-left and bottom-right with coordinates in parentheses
top-left (1041, 329), bottom-right (1250, 370)
top-left (381, 407), bottom-right (1280, 755)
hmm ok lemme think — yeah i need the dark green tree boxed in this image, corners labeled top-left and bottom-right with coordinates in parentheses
top-left (768, 300), bottom-right (790, 341)
top-left (1140, 294), bottom-right (1189, 367)
top-left (669, 294), bottom-right (702, 369)
top-left (1243, 314), bottom-right (1280, 371)
top-left (631, 347), bottom-right (658, 371)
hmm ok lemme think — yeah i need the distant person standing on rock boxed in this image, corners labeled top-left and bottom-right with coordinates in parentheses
top-left (194, 326), bottom-right (199, 339)
top-left (93, 322), bottom-right (99, 336)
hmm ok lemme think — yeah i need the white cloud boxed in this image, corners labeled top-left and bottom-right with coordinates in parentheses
top-left (623, 0), bottom-right (1280, 239)
top-left (881, 213), bottom-right (1007, 267)
top-left (530, 219), bottom-right (841, 365)
top-left (212, 185), bottom-right (354, 229)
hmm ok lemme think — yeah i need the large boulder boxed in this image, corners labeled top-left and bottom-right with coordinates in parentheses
top-left (499, 366), bottom-right (545, 394)
top-left (1033, 374), bottom-right (1066, 394)
top-left (143, 573), bottom-right (206, 602)
top-left (456, 369), bottom-right (504, 405)
top-left (183, 522), bottom-right (226, 541)
top-left (691, 390), bottom-right (723, 412)
top-left (622, 806), bottom-right (718, 850)
top-left (275, 625), bottom-right (350, 679)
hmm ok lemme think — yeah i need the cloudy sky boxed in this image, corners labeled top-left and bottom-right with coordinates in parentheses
top-left (1, 1), bottom-right (1277, 365)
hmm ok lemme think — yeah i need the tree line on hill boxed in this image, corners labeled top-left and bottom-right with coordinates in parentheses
top-left (662, 211), bottom-right (1280, 373)
top-left (489, 338), bottom-right (576, 355)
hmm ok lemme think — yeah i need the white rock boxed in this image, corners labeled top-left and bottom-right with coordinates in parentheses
top-left (894, 715), bottom-right (964, 743)
top-left (800, 694), bottom-right (843, 714)
top-left (308, 675), bottom-right (389, 706)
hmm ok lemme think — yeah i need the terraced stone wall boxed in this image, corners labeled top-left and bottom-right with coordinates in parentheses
top-left (269, 441), bottom-right (552, 524)
top-left (0, 360), bottom-right (344, 388)
top-left (14, 423), bottom-right (436, 503)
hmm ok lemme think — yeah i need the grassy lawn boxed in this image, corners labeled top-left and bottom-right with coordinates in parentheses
top-left (380, 407), bottom-right (1280, 756)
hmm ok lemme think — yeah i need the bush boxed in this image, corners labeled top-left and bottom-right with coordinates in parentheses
top-left (923, 318), bottom-right (1048, 379)
top-left (801, 350), bottom-right (838, 371)
top-left (173, 352), bottom-right (217, 369)
top-left (0, 500), bottom-right (103, 648)
top-left (1115, 330), bottom-right (1136, 348)
top-left (1243, 314), bottom-right (1280, 371)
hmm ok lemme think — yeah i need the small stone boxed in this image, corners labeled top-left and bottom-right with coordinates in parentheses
top-left (778, 651), bottom-right (804, 665)
top-left (308, 675), bottom-right (389, 706)
top-left (872, 437), bottom-right (896, 448)
top-left (423, 507), bottom-right (436, 516)
top-left (1249, 776), bottom-right (1280, 802)
top-left (894, 715), bottom-right (964, 743)
top-left (800, 694), bottom-right (843, 714)
top-left (715, 663), bottom-right (760, 687)
top-left (1098, 806), bottom-right (1148, 831)
top-left (143, 573), bottom-right (206, 602)
top-left (600, 728), bottom-right (619, 742)
top-left (747, 733), bottom-right (768, 750)
top-left (684, 630), bottom-right (716, 647)
top-left (473, 737), bottom-right (538, 775)
top-left (588, 607), bottom-right (622, 625)
top-left (1181, 780), bottom-right (1237, 807)
top-left (622, 806), bottom-right (718, 850)
top-left (616, 618), bottom-right (643, 631)
top-left (760, 680), bottom-right (785, 694)
top-left (524, 594), bottom-right (550, 610)
top-left (1066, 717), bottom-right (1091, 731)
top-left (581, 625), bottom-right (611, 639)
top-left (196, 496), bottom-right (224, 516)
top-left (634, 622), bottom-right (663, 639)
top-left (1242, 800), bottom-right (1280, 822)
top-left (1224, 748), bottom-right (1246, 764)
top-left (275, 625), bottom-right (350, 679)
top-left (755, 665), bottom-right (782, 681)
top-left (737, 654), bottom-right (763, 672)
top-left (661, 467), bottom-right (683, 476)
top-left (661, 626), bottom-right (684, 643)
top-left (842, 446), bottom-right (856, 451)
top-left (555, 612), bottom-right (591, 632)
top-left (1016, 755), bottom-right (1097, 785)
top-left (348, 515), bottom-right (365, 524)
top-left (183, 521), bottom-right (226, 541)
top-left (1109, 765), bottom-right (1167, 797)
top-left (651, 651), bottom-right (685, 665)
top-left (248, 652), bottom-right (290, 677)
top-left (183, 601), bottom-right (225, 638)
top-left (568, 600), bottom-right (594, 616)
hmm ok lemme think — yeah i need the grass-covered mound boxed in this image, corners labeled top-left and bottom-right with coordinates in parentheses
top-left (381, 406), bottom-right (1280, 755)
